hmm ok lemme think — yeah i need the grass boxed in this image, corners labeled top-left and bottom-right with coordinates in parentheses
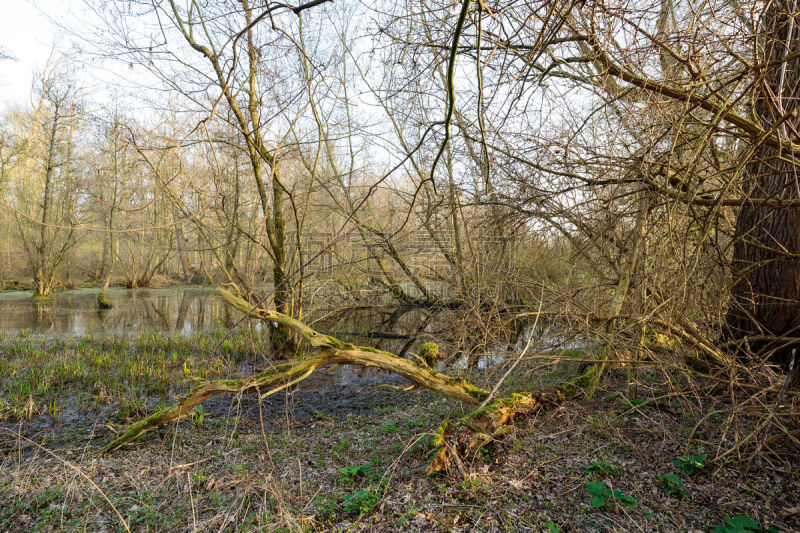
top-left (0, 329), bottom-right (269, 421)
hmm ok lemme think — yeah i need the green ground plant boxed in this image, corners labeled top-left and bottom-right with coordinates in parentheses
top-left (584, 481), bottom-right (637, 510)
top-left (660, 473), bottom-right (685, 496)
top-left (674, 454), bottom-right (707, 476)
top-left (585, 460), bottom-right (618, 476)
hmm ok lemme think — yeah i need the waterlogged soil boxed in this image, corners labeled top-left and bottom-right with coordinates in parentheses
top-left (1, 364), bottom-right (414, 437)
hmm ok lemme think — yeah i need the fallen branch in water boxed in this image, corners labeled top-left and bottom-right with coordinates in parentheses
top-left (103, 288), bottom-right (489, 451)
top-left (106, 289), bottom-right (613, 475)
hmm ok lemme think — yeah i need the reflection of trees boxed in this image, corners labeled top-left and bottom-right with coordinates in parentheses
top-left (174, 290), bottom-right (190, 331)
top-left (5, 288), bottom-right (268, 335)
top-left (195, 292), bottom-right (206, 331)
top-left (31, 301), bottom-right (54, 331)
top-left (144, 297), bottom-right (170, 331)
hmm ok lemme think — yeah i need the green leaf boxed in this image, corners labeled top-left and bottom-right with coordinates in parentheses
top-left (589, 495), bottom-right (606, 508)
top-left (546, 521), bottom-right (561, 533)
top-left (673, 454), bottom-right (706, 476)
top-left (585, 460), bottom-right (618, 476)
top-left (585, 481), bottom-right (608, 496)
top-left (724, 514), bottom-right (760, 531)
top-left (619, 495), bottom-right (638, 509)
top-left (711, 514), bottom-right (761, 533)
top-left (337, 462), bottom-right (374, 477)
top-left (660, 473), bottom-right (685, 496)
top-left (342, 490), bottom-right (379, 515)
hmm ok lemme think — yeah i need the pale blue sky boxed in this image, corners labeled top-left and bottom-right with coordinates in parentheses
top-left (0, 0), bottom-right (77, 108)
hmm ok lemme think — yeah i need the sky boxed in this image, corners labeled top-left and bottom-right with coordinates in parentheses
top-left (0, 0), bottom-right (78, 108)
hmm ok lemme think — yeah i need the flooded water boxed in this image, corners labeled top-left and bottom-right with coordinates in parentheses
top-left (0, 287), bottom-right (439, 349)
top-left (0, 287), bottom-right (235, 336)
top-left (0, 286), bottom-right (573, 372)
top-left (0, 287), bottom-right (590, 432)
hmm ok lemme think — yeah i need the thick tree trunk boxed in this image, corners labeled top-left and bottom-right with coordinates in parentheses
top-left (727, 1), bottom-right (800, 370)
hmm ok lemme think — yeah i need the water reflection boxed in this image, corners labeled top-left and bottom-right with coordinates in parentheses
top-left (0, 288), bottom-right (558, 372)
top-left (0, 287), bottom-right (235, 336)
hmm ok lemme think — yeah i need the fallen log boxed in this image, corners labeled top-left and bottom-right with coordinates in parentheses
top-left (426, 390), bottom-right (566, 476)
top-left (105, 288), bottom-right (593, 476)
top-left (103, 288), bottom-right (489, 451)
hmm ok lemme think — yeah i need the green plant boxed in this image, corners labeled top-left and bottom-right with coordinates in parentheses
top-left (192, 403), bottom-right (204, 427)
top-left (396, 505), bottom-right (420, 528)
top-left (584, 481), bottom-right (637, 509)
top-left (418, 342), bottom-right (439, 366)
top-left (673, 454), bottom-right (706, 476)
top-left (584, 460), bottom-right (618, 476)
top-left (403, 417), bottom-right (422, 429)
top-left (659, 473), bottom-right (684, 496)
top-left (313, 493), bottom-right (339, 522)
top-left (412, 434), bottom-right (437, 454)
top-left (712, 514), bottom-right (761, 532)
top-left (707, 408), bottom-right (723, 424)
top-left (332, 437), bottom-right (350, 455)
top-left (380, 419), bottom-right (400, 434)
top-left (337, 462), bottom-right (374, 483)
top-left (476, 446), bottom-right (490, 462)
top-left (342, 490), bottom-right (379, 515)
top-left (458, 477), bottom-right (490, 493)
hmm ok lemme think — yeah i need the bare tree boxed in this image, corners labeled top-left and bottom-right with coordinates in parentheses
top-left (8, 67), bottom-right (84, 299)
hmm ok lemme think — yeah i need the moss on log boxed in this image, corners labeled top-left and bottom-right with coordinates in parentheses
top-left (103, 289), bottom-right (490, 451)
top-left (105, 288), bottom-right (615, 467)
top-left (426, 391), bottom-right (565, 476)
top-left (426, 359), bottom-right (613, 477)
top-left (97, 292), bottom-right (113, 309)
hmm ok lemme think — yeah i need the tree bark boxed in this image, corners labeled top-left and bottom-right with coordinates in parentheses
top-left (727, 1), bottom-right (800, 370)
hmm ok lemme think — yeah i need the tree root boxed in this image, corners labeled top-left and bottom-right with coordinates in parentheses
top-left (103, 288), bottom-right (489, 452)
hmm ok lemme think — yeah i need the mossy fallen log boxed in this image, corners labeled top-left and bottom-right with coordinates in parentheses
top-left (106, 288), bottom-right (603, 468)
top-left (103, 288), bottom-right (489, 451)
top-left (426, 390), bottom-right (567, 476)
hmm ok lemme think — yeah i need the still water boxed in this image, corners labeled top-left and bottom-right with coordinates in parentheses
top-left (0, 287), bottom-right (434, 347)
top-left (0, 287), bottom-right (544, 367)
top-left (0, 287), bottom-right (234, 336)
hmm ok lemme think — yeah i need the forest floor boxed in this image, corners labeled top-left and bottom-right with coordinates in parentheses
top-left (0, 334), bottom-right (798, 532)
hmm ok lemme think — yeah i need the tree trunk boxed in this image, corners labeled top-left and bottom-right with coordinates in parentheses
top-left (173, 208), bottom-right (190, 282)
top-left (726, 1), bottom-right (800, 370)
top-left (32, 101), bottom-right (60, 300)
